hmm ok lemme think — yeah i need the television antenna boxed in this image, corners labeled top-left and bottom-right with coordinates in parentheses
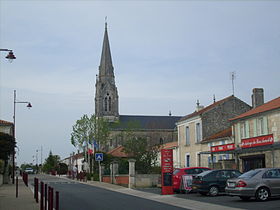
top-left (230, 72), bottom-right (236, 96)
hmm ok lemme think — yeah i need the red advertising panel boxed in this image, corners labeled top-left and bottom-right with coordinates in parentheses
top-left (161, 149), bottom-right (174, 195)
top-left (240, 134), bottom-right (274, 148)
top-left (211, 143), bottom-right (235, 153)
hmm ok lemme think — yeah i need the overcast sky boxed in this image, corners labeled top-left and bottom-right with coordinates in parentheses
top-left (0, 0), bottom-right (279, 165)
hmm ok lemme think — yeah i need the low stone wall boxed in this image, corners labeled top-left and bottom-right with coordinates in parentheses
top-left (102, 175), bottom-right (129, 186)
top-left (135, 174), bottom-right (160, 188)
top-left (102, 174), bottom-right (160, 188)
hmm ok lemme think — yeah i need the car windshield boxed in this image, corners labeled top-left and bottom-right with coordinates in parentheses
top-left (239, 169), bottom-right (261, 178)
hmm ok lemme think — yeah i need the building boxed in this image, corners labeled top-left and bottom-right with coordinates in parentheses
top-left (230, 90), bottom-right (280, 172)
top-left (0, 120), bottom-right (14, 136)
top-left (176, 96), bottom-right (251, 168)
top-left (94, 23), bottom-right (181, 151)
top-left (0, 120), bottom-right (14, 185)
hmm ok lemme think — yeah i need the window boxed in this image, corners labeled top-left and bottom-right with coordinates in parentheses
top-left (263, 169), bottom-right (280, 178)
top-left (185, 126), bottom-right (190, 145)
top-left (258, 117), bottom-right (264, 135)
top-left (104, 97), bottom-right (108, 112)
top-left (196, 123), bottom-right (201, 142)
top-left (185, 154), bottom-right (190, 167)
top-left (108, 97), bottom-right (112, 111)
top-left (240, 121), bottom-right (249, 139)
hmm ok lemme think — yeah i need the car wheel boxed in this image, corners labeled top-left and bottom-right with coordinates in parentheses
top-left (255, 187), bottom-right (270, 201)
top-left (199, 192), bottom-right (207, 196)
top-left (209, 186), bottom-right (219, 196)
top-left (239, 196), bottom-right (251, 201)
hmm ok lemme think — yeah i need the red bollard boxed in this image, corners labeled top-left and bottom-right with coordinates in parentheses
top-left (34, 178), bottom-right (38, 203)
top-left (40, 182), bottom-right (44, 210)
top-left (45, 184), bottom-right (48, 210)
top-left (16, 176), bottom-right (18, 198)
top-left (50, 187), bottom-right (54, 210)
top-left (48, 187), bottom-right (51, 210)
top-left (55, 191), bottom-right (59, 210)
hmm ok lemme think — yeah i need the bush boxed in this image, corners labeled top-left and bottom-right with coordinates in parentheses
top-left (0, 159), bottom-right (4, 174)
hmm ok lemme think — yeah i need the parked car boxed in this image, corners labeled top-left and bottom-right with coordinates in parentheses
top-left (225, 168), bottom-right (280, 201)
top-left (192, 169), bottom-right (242, 196)
top-left (24, 168), bottom-right (34, 174)
top-left (173, 167), bottom-right (211, 193)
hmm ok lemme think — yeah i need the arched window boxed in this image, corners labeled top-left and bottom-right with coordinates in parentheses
top-left (104, 97), bottom-right (108, 112)
top-left (109, 97), bottom-right (112, 111)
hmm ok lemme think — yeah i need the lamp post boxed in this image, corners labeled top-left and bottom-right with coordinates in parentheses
top-left (0, 49), bottom-right (16, 61)
top-left (12, 90), bottom-right (32, 184)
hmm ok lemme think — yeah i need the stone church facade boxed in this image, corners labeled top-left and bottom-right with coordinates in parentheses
top-left (95, 24), bottom-right (181, 151)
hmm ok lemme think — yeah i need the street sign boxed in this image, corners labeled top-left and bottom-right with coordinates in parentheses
top-left (95, 153), bottom-right (103, 161)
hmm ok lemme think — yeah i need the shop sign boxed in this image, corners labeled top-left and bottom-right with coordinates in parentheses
top-left (240, 134), bottom-right (274, 148)
top-left (211, 143), bottom-right (235, 153)
top-left (161, 149), bottom-right (174, 195)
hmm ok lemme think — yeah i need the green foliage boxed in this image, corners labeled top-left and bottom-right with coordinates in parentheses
top-left (0, 132), bottom-right (15, 161)
top-left (57, 163), bottom-right (68, 175)
top-left (70, 114), bottom-right (110, 150)
top-left (123, 136), bottom-right (160, 174)
top-left (0, 159), bottom-right (4, 174)
top-left (42, 151), bottom-right (60, 173)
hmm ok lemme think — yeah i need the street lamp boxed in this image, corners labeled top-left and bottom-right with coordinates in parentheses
top-left (0, 48), bottom-right (16, 62)
top-left (12, 90), bottom-right (32, 184)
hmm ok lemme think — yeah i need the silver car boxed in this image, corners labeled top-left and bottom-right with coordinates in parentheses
top-left (225, 168), bottom-right (280, 201)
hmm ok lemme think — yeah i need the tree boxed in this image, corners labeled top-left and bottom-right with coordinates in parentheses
top-left (122, 136), bottom-right (160, 174)
top-left (42, 151), bottom-right (60, 173)
top-left (70, 114), bottom-right (110, 150)
top-left (0, 132), bottom-right (15, 161)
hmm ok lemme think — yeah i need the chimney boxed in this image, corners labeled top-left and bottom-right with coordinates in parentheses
top-left (196, 100), bottom-right (204, 112)
top-left (252, 88), bottom-right (264, 108)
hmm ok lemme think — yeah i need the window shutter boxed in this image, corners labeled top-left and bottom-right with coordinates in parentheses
top-left (263, 116), bottom-right (268, 135)
top-left (237, 123), bottom-right (241, 141)
top-left (245, 121), bottom-right (250, 138)
top-left (253, 119), bottom-right (257, 137)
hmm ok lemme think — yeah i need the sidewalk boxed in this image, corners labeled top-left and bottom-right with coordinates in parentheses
top-left (0, 178), bottom-right (39, 210)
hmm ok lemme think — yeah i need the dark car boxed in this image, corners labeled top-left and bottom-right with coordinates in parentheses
top-left (173, 167), bottom-right (211, 193)
top-left (226, 168), bottom-right (280, 201)
top-left (192, 169), bottom-right (242, 196)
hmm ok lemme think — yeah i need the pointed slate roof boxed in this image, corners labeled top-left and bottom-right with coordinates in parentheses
top-left (99, 23), bottom-right (114, 77)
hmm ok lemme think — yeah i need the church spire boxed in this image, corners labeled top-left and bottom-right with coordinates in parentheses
top-left (95, 22), bottom-right (119, 122)
top-left (99, 21), bottom-right (114, 77)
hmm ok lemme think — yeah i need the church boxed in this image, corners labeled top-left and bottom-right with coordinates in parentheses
top-left (94, 23), bottom-right (181, 151)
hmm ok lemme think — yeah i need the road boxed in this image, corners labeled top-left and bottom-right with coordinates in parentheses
top-left (138, 188), bottom-right (280, 210)
top-left (28, 174), bottom-right (186, 210)
top-left (27, 174), bottom-right (280, 210)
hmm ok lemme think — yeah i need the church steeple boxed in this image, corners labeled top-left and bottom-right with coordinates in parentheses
top-left (99, 22), bottom-right (114, 77)
top-left (95, 22), bottom-right (119, 121)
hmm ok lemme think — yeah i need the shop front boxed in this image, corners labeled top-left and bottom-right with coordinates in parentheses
top-left (237, 134), bottom-right (280, 172)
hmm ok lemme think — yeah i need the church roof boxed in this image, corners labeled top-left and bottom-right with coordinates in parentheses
top-left (111, 115), bottom-right (182, 130)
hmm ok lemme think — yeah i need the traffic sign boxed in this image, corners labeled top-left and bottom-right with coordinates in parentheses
top-left (95, 153), bottom-right (103, 161)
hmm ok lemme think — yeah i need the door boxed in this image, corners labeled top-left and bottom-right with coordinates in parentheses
top-left (262, 169), bottom-right (280, 195)
top-left (216, 170), bottom-right (230, 191)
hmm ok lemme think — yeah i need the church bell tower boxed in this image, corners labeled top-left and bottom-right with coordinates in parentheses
top-left (95, 22), bottom-right (119, 121)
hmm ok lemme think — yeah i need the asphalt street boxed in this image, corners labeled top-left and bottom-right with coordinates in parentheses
top-left (28, 174), bottom-right (280, 210)
top-left (29, 174), bottom-right (186, 210)
top-left (137, 188), bottom-right (280, 210)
